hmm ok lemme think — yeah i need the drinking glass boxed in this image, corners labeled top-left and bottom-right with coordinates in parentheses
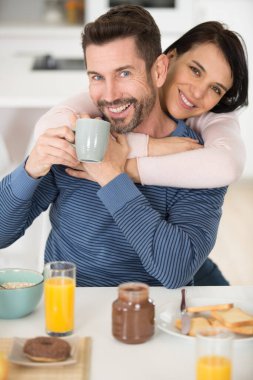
top-left (44, 261), bottom-right (76, 336)
top-left (196, 327), bottom-right (233, 380)
top-left (0, 352), bottom-right (8, 380)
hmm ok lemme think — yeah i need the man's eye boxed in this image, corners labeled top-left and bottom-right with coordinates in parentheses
top-left (211, 85), bottom-right (222, 96)
top-left (120, 71), bottom-right (130, 78)
top-left (190, 66), bottom-right (200, 76)
top-left (91, 74), bottom-right (103, 81)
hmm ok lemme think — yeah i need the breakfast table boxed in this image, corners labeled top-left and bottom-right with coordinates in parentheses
top-left (0, 286), bottom-right (253, 380)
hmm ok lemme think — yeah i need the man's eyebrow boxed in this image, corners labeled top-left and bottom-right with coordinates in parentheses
top-left (87, 70), bottom-right (100, 76)
top-left (115, 65), bottom-right (135, 72)
top-left (87, 66), bottom-right (134, 76)
top-left (192, 60), bottom-right (228, 92)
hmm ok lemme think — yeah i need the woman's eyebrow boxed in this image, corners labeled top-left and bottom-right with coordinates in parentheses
top-left (192, 60), bottom-right (228, 92)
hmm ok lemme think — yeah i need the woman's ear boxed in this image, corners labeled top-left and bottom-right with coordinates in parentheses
top-left (153, 54), bottom-right (169, 88)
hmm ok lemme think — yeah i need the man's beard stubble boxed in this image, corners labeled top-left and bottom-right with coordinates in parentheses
top-left (97, 78), bottom-right (157, 134)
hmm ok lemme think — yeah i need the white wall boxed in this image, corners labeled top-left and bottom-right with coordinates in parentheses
top-left (0, 0), bottom-right (44, 23)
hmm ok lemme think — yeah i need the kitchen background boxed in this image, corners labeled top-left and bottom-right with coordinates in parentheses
top-left (0, 0), bottom-right (252, 284)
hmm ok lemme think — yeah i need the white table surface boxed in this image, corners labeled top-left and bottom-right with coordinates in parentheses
top-left (0, 286), bottom-right (253, 380)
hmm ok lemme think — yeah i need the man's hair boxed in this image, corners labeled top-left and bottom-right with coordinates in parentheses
top-left (164, 21), bottom-right (248, 113)
top-left (81, 4), bottom-right (162, 71)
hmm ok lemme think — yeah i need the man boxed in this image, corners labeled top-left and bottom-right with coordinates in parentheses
top-left (0, 5), bottom-right (227, 287)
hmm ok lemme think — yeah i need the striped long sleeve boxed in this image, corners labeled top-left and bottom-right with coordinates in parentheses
top-left (0, 120), bottom-right (227, 287)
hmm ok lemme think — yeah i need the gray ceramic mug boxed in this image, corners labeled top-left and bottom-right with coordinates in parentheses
top-left (74, 118), bottom-right (110, 162)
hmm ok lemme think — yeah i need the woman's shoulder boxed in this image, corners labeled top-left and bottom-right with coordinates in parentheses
top-left (186, 111), bottom-right (239, 133)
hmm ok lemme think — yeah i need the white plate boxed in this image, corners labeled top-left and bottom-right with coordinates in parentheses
top-left (8, 335), bottom-right (80, 367)
top-left (157, 297), bottom-right (253, 343)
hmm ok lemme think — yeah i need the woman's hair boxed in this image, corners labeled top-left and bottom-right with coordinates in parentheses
top-left (82, 4), bottom-right (162, 71)
top-left (164, 21), bottom-right (248, 113)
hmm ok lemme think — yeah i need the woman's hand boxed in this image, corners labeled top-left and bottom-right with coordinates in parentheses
top-left (148, 136), bottom-right (203, 156)
top-left (124, 136), bottom-right (203, 184)
top-left (65, 133), bottom-right (129, 187)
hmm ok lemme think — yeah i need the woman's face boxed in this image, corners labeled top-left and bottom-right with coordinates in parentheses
top-left (161, 42), bottom-right (233, 119)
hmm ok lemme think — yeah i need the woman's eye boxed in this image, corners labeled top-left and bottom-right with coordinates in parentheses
top-left (211, 85), bottom-right (222, 96)
top-left (190, 66), bottom-right (200, 76)
top-left (120, 71), bottom-right (130, 78)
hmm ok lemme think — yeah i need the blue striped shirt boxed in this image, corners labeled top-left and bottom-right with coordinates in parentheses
top-left (0, 120), bottom-right (227, 287)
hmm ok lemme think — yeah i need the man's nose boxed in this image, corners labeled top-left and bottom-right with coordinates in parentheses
top-left (103, 80), bottom-right (122, 102)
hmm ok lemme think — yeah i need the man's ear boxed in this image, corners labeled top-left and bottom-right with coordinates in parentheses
top-left (153, 54), bottom-right (169, 88)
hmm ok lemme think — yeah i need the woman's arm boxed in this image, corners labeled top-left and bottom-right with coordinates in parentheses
top-left (34, 93), bottom-right (246, 188)
top-left (136, 112), bottom-right (246, 188)
top-left (34, 92), bottom-right (101, 139)
top-left (34, 93), bottom-right (198, 159)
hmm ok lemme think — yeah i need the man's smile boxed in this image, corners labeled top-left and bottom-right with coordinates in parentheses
top-left (98, 99), bottom-right (136, 121)
top-left (108, 102), bottom-right (132, 114)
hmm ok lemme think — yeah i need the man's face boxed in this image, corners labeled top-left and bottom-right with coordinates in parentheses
top-left (86, 37), bottom-right (157, 133)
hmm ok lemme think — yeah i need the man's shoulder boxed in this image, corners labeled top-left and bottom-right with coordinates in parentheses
top-left (172, 119), bottom-right (203, 144)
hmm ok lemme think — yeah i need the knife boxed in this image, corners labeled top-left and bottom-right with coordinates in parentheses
top-left (180, 288), bottom-right (191, 335)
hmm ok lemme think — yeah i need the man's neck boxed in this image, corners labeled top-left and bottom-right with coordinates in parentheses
top-left (134, 100), bottom-right (177, 138)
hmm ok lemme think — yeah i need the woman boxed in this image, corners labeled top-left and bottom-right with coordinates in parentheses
top-left (34, 21), bottom-right (248, 286)
top-left (35, 21), bottom-right (248, 189)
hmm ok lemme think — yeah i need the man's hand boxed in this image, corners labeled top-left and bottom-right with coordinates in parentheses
top-left (148, 136), bottom-right (203, 156)
top-left (65, 133), bottom-right (129, 187)
top-left (25, 126), bottom-right (79, 178)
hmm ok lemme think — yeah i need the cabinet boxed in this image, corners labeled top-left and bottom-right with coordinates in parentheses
top-left (0, 25), bottom-right (84, 58)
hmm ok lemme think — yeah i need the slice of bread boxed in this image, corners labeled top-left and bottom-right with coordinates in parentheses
top-left (208, 316), bottom-right (253, 335)
top-left (186, 303), bottom-right (233, 313)
top-left (175, 317), bottom-right (211, 336)
top-left (211, 307), bottom-right (253, 328)
top-left (229, 324), bottom-right (253, 335)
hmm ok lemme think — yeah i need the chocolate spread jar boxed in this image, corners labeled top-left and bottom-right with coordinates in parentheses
top-left (112, 282), bottom-right (155, 344)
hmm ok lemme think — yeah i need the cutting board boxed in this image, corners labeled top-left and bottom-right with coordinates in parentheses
top-left (0, 337), bottom-right (91, 380)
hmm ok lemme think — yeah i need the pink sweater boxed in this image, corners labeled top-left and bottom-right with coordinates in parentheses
top-left (34, 92), bottom-right (246, 188)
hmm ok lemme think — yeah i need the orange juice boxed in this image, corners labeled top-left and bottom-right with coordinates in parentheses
top-left (197, 355), bottom-right (231, 380)
top-left (0, 352), bottom-right (8, 380)
top-left (45, 276), bottom-right (75, 334)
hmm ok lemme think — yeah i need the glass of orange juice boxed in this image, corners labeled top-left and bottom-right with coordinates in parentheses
top-left (44, 261), bottom-right (76, 337)
top-left (196, 328), bottom-right (233, 380)
top-left (0, 352), bottom-right (8, 380)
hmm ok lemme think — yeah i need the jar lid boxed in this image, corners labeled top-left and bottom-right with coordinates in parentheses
top-left (118, 282), bottom-right (149, 302)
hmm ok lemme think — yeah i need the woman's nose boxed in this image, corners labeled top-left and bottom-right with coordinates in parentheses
top-left (190, 82), bottom-right (208, 99)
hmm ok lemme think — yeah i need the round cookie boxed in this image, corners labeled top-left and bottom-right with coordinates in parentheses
top-left (23, 336), bottom-right (71, 362)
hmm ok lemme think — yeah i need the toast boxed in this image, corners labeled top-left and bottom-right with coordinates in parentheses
top-left (211, 307), bottom-right (253, 328)
top-left (186, 303), bottom-right (233, 313)
top-left (175, 317), bottom-right (211, 337)
top-left (228, 324), bottom-right (253, 335)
